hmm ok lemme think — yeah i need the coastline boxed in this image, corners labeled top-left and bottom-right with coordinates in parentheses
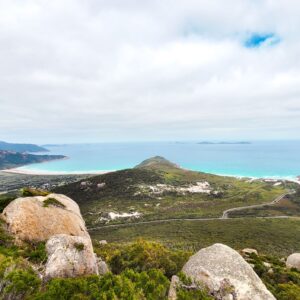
top-left (2, 167), bottom-right (299, 185)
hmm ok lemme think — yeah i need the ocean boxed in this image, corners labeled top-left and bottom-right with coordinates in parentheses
top-left (17, 141), bottom-right (300, 179)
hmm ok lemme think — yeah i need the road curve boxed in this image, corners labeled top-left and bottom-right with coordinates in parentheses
top-left (88, 190), bottom-right (296, 231)
top-left (221, 192), bottom-right (293, 219)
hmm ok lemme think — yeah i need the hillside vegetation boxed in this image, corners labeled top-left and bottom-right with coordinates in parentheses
top-left (0, 219), bottom-right (299, 300)
top-left (0, 141), bottom-right (47, 153)
top-left (55, 156), bottom-right (295, 228)
top-left (0, 151), bottom-right (66, 170)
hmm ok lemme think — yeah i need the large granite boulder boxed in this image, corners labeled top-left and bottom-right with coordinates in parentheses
top-left (182, 243), bottom-right (275, 300)
top-left (1, 193), bottom-right (89, 244)
top-left (286, 253), bottom-right (300, 271)
top-left (45, 234), bottom-right (98, 279)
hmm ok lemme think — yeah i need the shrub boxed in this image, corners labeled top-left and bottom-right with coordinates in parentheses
top-left (43, 197), bottom-right (65, 209)
top-left (4, 268), bottom-right (41, 299)
top-left (22, 242), bottom-right (47, 263)
top-left (0, 256), bottom-right (41, 300)
top-left (0, 193), bottom-right (17, 212)
top-left (21, 187), bottom-right (49, 197)
top-left (176, 272), bottom-right (213, 300)
top-left (74, 242), bottom-right (85, 251)
top-left (276, 283), bottom-right (300, 300)
top-left (96, 239), bottom-right (190, 278)
top-left (33, 269), bottom-right (169, 300)
top-left (246, 252), bottom-right (300, 300)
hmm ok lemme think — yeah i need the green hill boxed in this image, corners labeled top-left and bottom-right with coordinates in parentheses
top-left (0, 150), bottom-right (66, 170)
top-left (54, 157), bottom-right (297, 224)
top-left (0, 141), bottom-right (48, 153)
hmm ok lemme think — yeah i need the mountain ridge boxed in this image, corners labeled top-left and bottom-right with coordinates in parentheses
top-left (0, 141), bottom-right (48, 153)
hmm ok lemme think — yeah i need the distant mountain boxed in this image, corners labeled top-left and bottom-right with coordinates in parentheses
top-left (0, 141), bottom-right (48, 153)
top-left (0, 150), bottom-right (66, 170)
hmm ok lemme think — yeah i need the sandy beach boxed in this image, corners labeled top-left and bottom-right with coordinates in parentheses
top-left (2, 167), bottom-right (300, 186)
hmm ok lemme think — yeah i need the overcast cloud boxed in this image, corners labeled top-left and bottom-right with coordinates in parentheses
top-left (0, 0), bottom-right (300, 143)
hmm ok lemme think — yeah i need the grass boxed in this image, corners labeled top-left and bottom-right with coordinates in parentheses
top-left (89, 218), bottom-right (300, 257)
top-left (43, 197), bottom-right (65, 209)
top-left (22, 187), bottom-right (50, 197)
top-left (0, 192), bottom-right (18, 212)
top-left (228, 190), bottom-right (300, 218)
top-left (74, 242), bottom-right (84, 251)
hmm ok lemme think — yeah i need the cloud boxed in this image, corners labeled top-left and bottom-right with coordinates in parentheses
top-left (0, 0), bottom-right (300, 143)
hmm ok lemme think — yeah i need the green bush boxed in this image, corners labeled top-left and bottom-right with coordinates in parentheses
top-left (21, 187), bottom-right (49, 197)
top-left (96, 239), bottom-right (190, 278)
top-left (0, 193), bottom-right (17, 212)
top-left (276, 283), bottom-right (300, 300)
top-left (22, 242), bottom-right (47, 263)
top-left (0, 256), bottom-right (41, 300)
top-left (176, 272), bottom-right (213, 300)
top-left (246, 252), bottom-right (300, 300)
top-left (43, 197), bottom-right (65, 209)
top-left (33, 269), bottom-right (169, 300)
top-left (176, 289), bottom-right (213, 300)
top-left (74, 242), bottom-right (85, 251)
top-left (4, 268), bottom-right (41, 299)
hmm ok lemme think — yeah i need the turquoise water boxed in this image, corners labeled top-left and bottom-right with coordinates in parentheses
top-left (18, 141), bottom-right (300, 178)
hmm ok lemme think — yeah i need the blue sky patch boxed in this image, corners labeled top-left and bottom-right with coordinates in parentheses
top-left (245, 33), bottom-right (280, 48)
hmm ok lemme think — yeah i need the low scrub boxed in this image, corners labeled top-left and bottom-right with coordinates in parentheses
top-left (43, 197), bottom-right (65, 209)
top-left (94, 239), bottom-right (191, 278)
top-left (21, 187), bottom-right (49, 197)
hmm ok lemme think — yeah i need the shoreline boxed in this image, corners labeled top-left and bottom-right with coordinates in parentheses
top-left (1, 167), bottom-right (299, 185)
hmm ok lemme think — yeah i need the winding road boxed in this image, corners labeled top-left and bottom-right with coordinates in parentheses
top-left (88, 190), bottom-right (296, 231)
top-left (221, 191), bottom-right (293, 219)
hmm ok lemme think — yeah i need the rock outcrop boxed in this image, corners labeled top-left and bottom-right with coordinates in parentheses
top-left (97, 259), bottom-right (110, 275)
top-left (1, 193), bottom-right (89, 244)
top-left (286, 253), bottom-right (300, 271)
top-left (182, 243), bottom-right (275, 300)
top-left (1, 193), bottom-right (103, 279)
top-left (45, 234), bottom-right (98, 279)
top-left (242, 248), bottom-right (258, 256)
top-left (168, 275), bottom-right (180, 300)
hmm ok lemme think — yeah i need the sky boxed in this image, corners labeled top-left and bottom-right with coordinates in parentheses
top-left (0, 0), bottom-right (300, 144)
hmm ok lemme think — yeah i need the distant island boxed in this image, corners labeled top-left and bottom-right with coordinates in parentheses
top-left (0, 150), bottom-right (66, 170)
top-left (197, 141), bottom-right (251, 145)
top-left (0, 141), bottom-right (48, 152)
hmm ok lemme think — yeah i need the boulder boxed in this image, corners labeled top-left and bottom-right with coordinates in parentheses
top-left (97, 258), bottom-right (110, 275)
top-left (1, 193), bottom-right (89, 244)
top-left (286, 253), bottom-right (300, 271)
top-left (99, 240), bottom-right (108, 245)
top-left (45, 234), bottom-right (98, 279)
top-left (242, 248), bottom-right (258, 256)
top-left (168, 275), bottom-right (180, 300)
top-left (182, 243), bottom-right (275, 300)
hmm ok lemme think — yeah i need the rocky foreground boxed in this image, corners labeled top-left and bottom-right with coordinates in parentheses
top-left (0, 192), bottom-right (299, 299)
